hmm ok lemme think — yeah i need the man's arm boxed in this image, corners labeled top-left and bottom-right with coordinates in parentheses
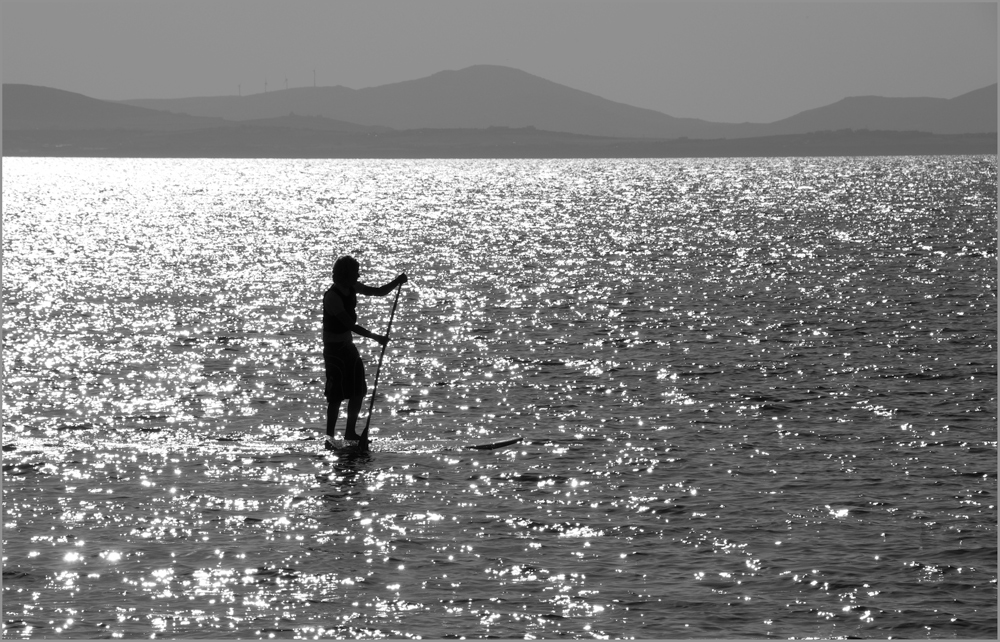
top-left (352, 324), bottom-right (388, 346)
top-left (356, 273), bottom-right (407, 296)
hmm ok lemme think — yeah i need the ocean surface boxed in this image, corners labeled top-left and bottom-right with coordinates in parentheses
top-left (1, 156), bottom-right (996, 639)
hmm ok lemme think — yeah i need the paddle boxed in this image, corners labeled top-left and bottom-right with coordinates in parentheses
top-left (360, 281), bottom-right (404, 444)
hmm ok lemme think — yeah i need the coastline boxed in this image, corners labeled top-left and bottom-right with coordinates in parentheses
top-left (4, 127), bottom-right (995, 159)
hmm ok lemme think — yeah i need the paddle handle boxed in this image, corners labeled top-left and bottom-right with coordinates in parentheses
top-left (362, 282), bottom-right (403, 437)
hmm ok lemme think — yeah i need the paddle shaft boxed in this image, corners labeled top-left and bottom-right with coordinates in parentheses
top-left (362, 283), bottom-right (403, 437)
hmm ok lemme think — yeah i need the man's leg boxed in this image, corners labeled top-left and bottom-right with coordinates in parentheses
top-left (343, 394), bottom-right (364, 440)
top-left (325, 400), bottom-right (342, 449)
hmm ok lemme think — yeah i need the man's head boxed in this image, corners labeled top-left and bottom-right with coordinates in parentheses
top-left (333, 255), bottom-right (360, 286)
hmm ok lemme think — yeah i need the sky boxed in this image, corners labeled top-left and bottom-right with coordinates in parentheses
top-left (2, 1), bottom-right (996, 124)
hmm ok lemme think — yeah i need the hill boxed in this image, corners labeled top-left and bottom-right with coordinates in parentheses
top-left (119, 66), bottom-right (761, 139)
top-left (5, 124), bottom-right (994, 158)
top-left (238, 113), bottom-right (392, 134)
top-left (118, 65), bottom-right (997, 139)
top-left (3, 83), bottom-right (228, 131)
top-left (759, 84), bottom-right (997, 136)
top-left (3, 79), bottom-right (995, 158)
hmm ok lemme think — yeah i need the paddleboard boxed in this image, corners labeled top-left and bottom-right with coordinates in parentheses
top-left (326, 436), bottom-right (523, 454)
top-left (463, 437), bottom-right (523, 451)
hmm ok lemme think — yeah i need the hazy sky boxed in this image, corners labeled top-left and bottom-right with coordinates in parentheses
top-left (2, 1), bottom-right (996, 123)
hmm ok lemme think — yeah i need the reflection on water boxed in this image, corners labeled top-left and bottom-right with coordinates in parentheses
top-left (2, 157), bottom-right (996, 638)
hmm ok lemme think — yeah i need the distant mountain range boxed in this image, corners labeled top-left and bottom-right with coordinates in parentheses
top-left (3, 65), bottom-right (996, 157)
top-left (115, 65), bottom-right (998, 138)
top-left (3, 84), bottom-right (392, 134)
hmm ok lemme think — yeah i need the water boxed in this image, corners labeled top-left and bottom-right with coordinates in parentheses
top-left (2, 156), bottom-right (996, 639)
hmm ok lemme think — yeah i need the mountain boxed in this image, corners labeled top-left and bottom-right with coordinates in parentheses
top-left (3, 78), bottom-right (995, 158)
top-left (758, 84), bottom-right (997, 136)
top-left (238, 113), bottom-right (392, 134)
top-left (120, 65), bottom-right (763, 139)
top-left (118, 65), bottom-right (997, 138)
top-left (5, 124), bottom-right (994, 159)
top-left (3, 83), bottom-right (228, 130)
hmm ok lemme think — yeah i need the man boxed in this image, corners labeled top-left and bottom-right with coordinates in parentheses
top-left (323, 255), bottom-right (406, 447)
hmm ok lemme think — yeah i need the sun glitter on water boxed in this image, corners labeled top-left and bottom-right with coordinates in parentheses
top-left (2, 156), bottom-right (996, 639)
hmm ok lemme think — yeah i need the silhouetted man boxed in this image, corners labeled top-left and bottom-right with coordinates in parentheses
top-left (323, 256), bottom-right (406, 447)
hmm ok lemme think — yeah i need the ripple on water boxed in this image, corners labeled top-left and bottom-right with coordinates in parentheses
top-left (2, 156), bottom-right (996, 638)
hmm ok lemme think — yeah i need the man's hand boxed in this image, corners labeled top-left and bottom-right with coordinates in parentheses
top-left (375, 334), bottom-right (390, 347)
